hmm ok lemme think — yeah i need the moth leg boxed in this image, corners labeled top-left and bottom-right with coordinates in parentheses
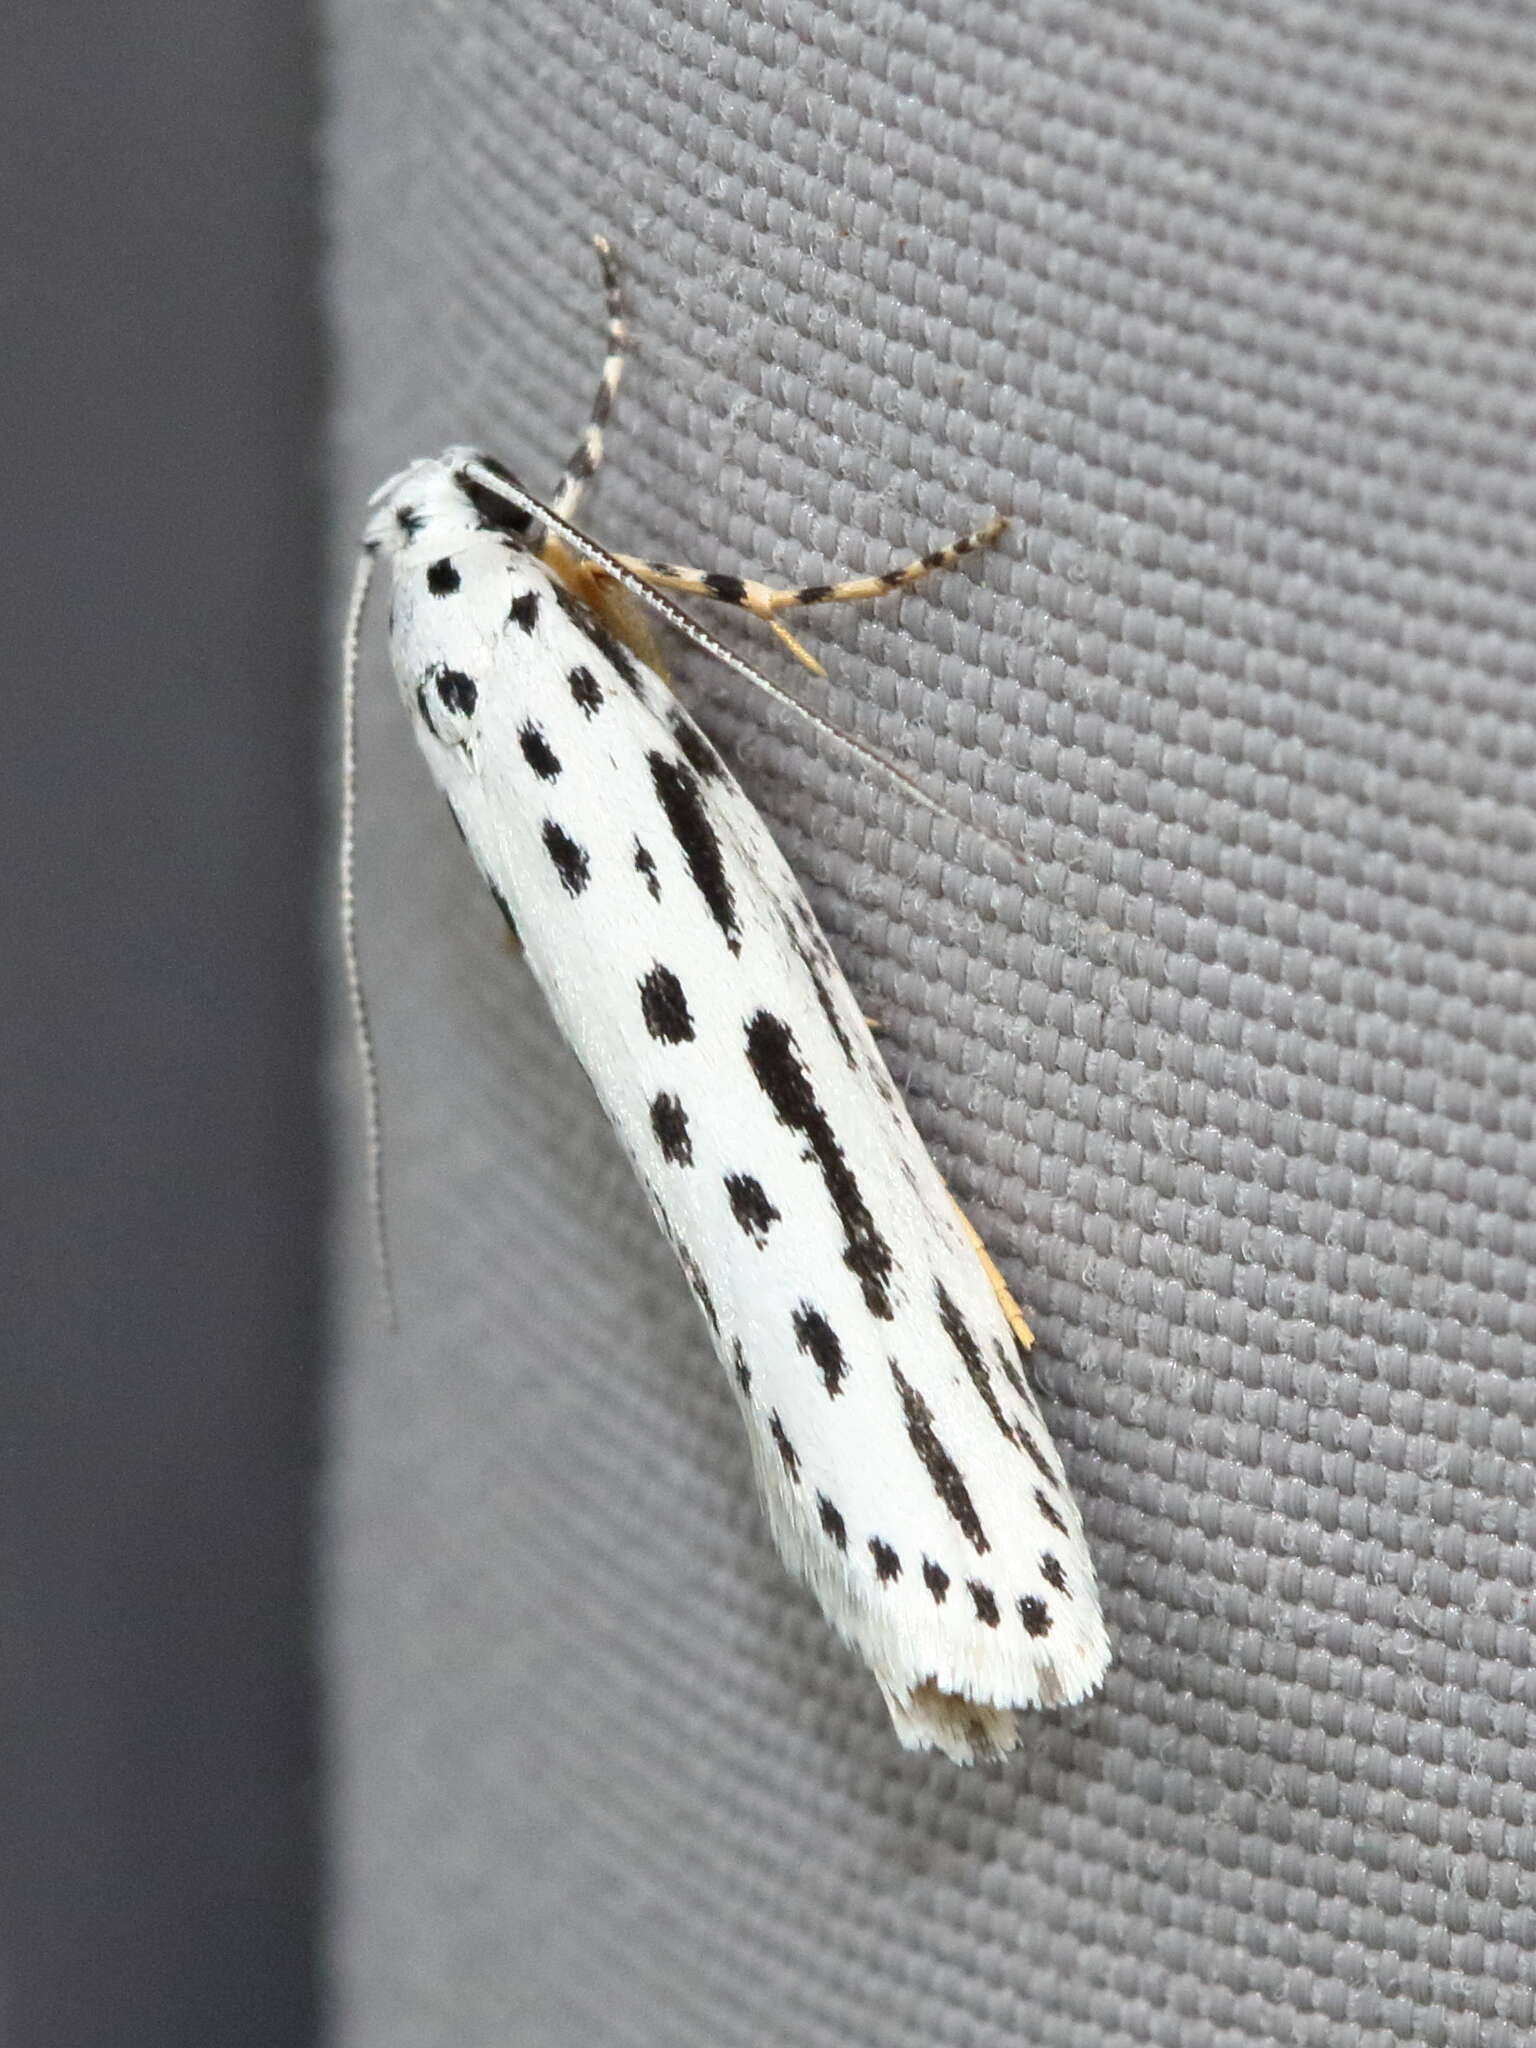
top-left (762, 515), bottom-right (1010, 614)
top-left (550, 235), bottom-right (625, 522)
top-left (950, 1193), bottom-right (1035, 1351)
top-left (611, 515), bottom-right (1008, 677)
top-left (607, 556), bottom-right (828, 673)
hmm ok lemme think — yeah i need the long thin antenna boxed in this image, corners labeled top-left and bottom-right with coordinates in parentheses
top-left (550, 234), bottom-right (626, 522)
top-left (460, 459), bottom-right (1024, 874)
top-left (339, 544), bottom-right (399, 1329)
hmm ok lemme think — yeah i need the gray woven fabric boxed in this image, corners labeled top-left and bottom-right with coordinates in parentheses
top-left (325, 4), bottom-right (1536, 2043)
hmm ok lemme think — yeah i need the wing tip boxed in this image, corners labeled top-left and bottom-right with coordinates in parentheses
top-left (750, 1432), bottom-right (1112, 1762)
top-left (882, 1682), bottom-right (1022, 1765)
top-left (880, 1630), bottom-right (1112, 1764)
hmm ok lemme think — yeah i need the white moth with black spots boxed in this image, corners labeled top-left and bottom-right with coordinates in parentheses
top-left (343, 240), bottom-right (1109, 1761)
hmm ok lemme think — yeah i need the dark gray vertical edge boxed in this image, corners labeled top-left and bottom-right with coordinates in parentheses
top-left (0, 6), bottom-right (322, 2045)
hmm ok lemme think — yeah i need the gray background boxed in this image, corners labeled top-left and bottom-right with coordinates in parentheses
top-left (4, 5), bottom-right (320, 2046)
top-left (328, 4), bottom-right (1536, 2045)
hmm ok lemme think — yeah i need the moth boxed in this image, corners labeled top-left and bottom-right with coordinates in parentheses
top-left (343, 240), bottom-right (1109, 1761)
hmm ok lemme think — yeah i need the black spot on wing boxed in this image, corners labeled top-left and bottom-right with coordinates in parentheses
top-left (922, 1558), bottom-right (950, 1603)
top-left (785, 921), bottom-right (858, 1070)
top-left (1036, 1488), bottom-right (1068, 1536)
top-left (677, 1246), bottom-right (718, 1333)
top-left (395, 504), bottom-right (424, 538)
top-left (541, 820), bottom-right (590, 895)
top-left (518, 723), bottom-right (561, 780)
top-left (551, 581), bottom-right (595, 634)
top-left (791, 1304), bottom-right (847, 1397)
top-left (744, 1012), bottom-right (893, 1318)
top-left (732, 1341), bottom-right (751, 1397)
top-left (647, 751), bottom-right (739, 953)
top-left (414, 681), bottom-right (441, 741)
top-left (870, 1538), bottom-right (901, 1583)
top-left (456, 455), bottom-right (534, 535)
top-left (936, 1280), bottom-right (1016, 1447)
top-left (598, 631), bottom-right (646, 697)
top-left (1040, 1554), bottom-right (1069, 1595)
top-left (1000, 1328), bottom-right (1037, 1392)
top-left (769, 1412), bottom-right (799, 1480)
top-left (993, 1336), bottom-right (1030, 1403)
top-left (426, 556), bottom-right (460, 595)
top-left (650, 1092), bottom-right (692, 1165)
top-left (724, 1173), bottom-right (779, 1244)
top-left (639, 964), bottom-right (694, 1043)
top-left (993, 1339), bottom-right (1059, 1484)
top-left (1019, 1595), bottom-right (1052, 1638)
top-left (791, 906), bottom-right (836, 973)
top-left (633, 841), bottom-right (660, 899)
top-left (888, 1358), bottom-right (988, 1554)
top-left (808, 972), bottom-right (858, 1067)
top-left (817, 1496), bottom-right (847, 1550)
top-left (870, 1060), bottom-right (903, 1111)
top-left (509, 588), bottom-right (540, 632)
top-left (568, 664), bottom-right (604, 716)
top-left (669, 710), bottom-right (726, 781)
top-left (969, 1582), bottom-right (1000, 1626)
top-left (704, 572), bottom-right (749, 603)
top-left (551, 583), bottom-right (645, 694)
top-left (434, 666), bottom-right (477, 717)
top-left (1016, 1428), bottom-right (1057, 1486)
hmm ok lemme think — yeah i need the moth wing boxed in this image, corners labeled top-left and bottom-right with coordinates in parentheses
top-left (630, 696), bottom-right (1109, 1760)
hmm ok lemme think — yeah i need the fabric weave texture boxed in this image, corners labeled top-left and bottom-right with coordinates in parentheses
top-left (326, 3), bottom-right (1536, 2042)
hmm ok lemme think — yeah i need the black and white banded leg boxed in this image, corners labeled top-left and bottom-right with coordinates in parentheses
top-left (611, 518), bottom-right (1009, 673)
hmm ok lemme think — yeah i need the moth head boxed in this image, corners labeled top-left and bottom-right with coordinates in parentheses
top-left (363, 446), bottom-right (538, 560)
